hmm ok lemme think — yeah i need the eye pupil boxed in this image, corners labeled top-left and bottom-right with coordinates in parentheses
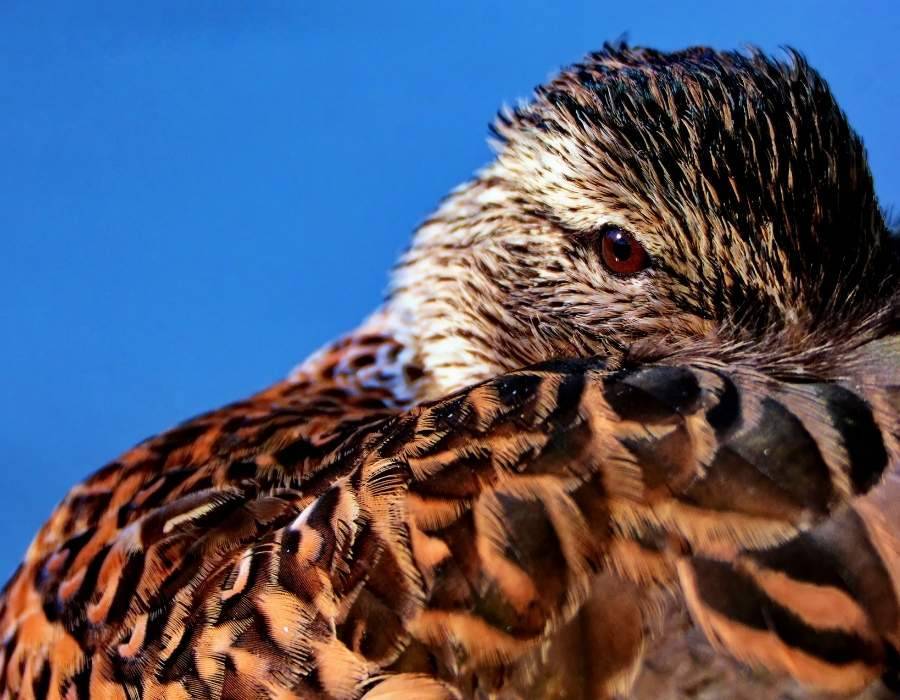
top-left (598, 226), bottom-right (649, 275)
top-left (609, 231), bottom-right (633, 261)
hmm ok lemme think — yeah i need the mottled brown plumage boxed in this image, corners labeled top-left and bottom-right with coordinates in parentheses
top-left (1, 45), bottom-right (899, 699)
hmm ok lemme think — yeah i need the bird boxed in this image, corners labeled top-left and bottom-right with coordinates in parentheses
top-left (0, 43), bottom-right (898, 700)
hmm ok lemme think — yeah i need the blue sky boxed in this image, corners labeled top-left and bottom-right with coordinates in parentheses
top-left (1, 1), bottom-right (898, 578)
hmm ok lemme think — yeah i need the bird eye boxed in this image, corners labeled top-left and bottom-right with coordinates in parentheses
top-left (599, 226), bottom-right (649, 275)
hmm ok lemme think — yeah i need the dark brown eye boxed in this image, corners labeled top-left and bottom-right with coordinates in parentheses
top-left (599, 226), bottom-right (649, 275)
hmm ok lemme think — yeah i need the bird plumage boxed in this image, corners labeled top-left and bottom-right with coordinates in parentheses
top-left (1, 44), bottom-right (898, 698)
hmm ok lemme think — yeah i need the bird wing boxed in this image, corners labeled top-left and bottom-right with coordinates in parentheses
top-left (678, 334), bottom-right (900, 696)
top-left (0, 341), bottom-right (896, 699)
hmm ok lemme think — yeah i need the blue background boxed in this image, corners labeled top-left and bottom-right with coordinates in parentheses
top-left (2, 1), bottom-right (899, 579)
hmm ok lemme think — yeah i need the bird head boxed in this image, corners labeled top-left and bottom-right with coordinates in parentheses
top-left (390, 45), bottom-right (899, 398)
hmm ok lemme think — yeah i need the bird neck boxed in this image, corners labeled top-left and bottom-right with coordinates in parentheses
top-left (385, 173), bottom-right (539, 400)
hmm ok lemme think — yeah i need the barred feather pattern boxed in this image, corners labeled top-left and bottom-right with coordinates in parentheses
top-left (0, 325), bottom-right (896, 699)
top-left (5, 43), bottom-right (900, 700)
